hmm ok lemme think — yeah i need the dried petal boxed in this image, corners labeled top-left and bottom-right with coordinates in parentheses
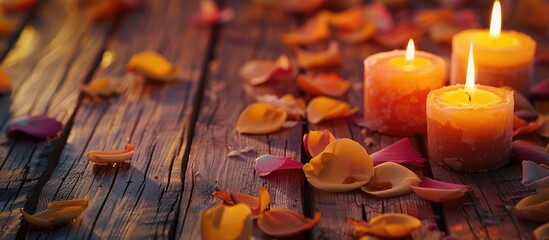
top-left (522, 160), bottom-right (549, 193)
top-left (240, 55), bottom-right (294, 86)
top-left (126, 51), bottom-right (177, 82)
top-left (511, 194), bottom-right (549, 222)
top-left (282, 0), bottom-right (324, 13)
top-left (297, 73), bottom-right (350, 97)
top-left (534, 222), bottom-right (549, 240)
top-left (513, 116), bottom-right (544, 137)
top-left (364, 2), bottom-right (393, 32)
top-left (512, 140), bottom-right (549, 165)
top-left (295, 41), bottom-right (343, 69)
top-left (370, 138), bottom-right (426, 167)
top-left (303, 129), bottom-right (336, 157)
top-left (375, 23), bottom-right (421, 49)
top-left (236, 103), bottom-right (287, 134)
top-left (303, 138), bottom-right (374, 192)
top-left (0, 69), bottom-right (12, 94)
top-left (329, 7), bottom-right (365, 32)
top-left (411, 177), bottom-right (472, 202)
top-left (192, 0), bottom-right (234, 26)
top-left (20, 199), bottom-right (88, 228)
top-left (532, 78), bottom-right (549, 100)
top-left (200, 203), bottom-right (253, 240)
top-left (86, 144), bottom-right (135, 164)
top-left (212, 187), bottom-right (270, 218)
top-left (337, 21), bottom-right (376, 44)
top-left (5, 115), bottom-right (62, 141)
top-left (256, 94), bottom-right (305, 120)
top-left (2, 0), bottom-right (35, 13)
top-left (257, 209), bottom-right (320, 237)
top-left (362, 162), bottom-right (420, 198)
top-left (254, 155), bottom-right (303, 176)
top-left (306, 96), bottom-right (357, 124)
top-left (349, 214), bottom-right (421, 238)
top-left (82, 78), bottom-right (123, 102)
top-left (282, 13), bottom-right (330, 46)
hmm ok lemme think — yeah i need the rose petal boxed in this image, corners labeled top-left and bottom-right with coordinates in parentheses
top-left (212, 187), bottom-right (270, 218)
top-left (337, 21), bottom-right (376, 44)
top-left (522, 160), bottom-right (549, 193)
top-left (126, 51), bottom-right (177, 82)
top-left (453, 9), bottom-right (480, 29)
top-left (328, 7), bottom-right (365, 32)
top-left (256, 94), bottom-right (305, 120)
top-left (5, 115), bottom-right (62, 141)
top-left (297, 73), bottom-right (350, 97)
top-left (534, 222), bottom-right (549, 240)
top-left (257, 209), bottom-right (320, 237)
top-left (254, 155), bottom-right (303, 176)
top-left (192, 0), bottom-right (234, 26)
top-left (282, 0), bottom-right (324, 13)
top-left (20, 199), bottom-right (88, 228)
top-left (362, 162), bottom-right (420, 198)
top-left (513, 116), bottom-right (544, 137)
top-left (0, 69), bottom-right (12, 94)
top-left (82, 78), bottom-right (123, 103)
top-left (437, 0), bottom-right (470, 8)
top-left (349, 214), bottom-right (421, 238)
top-left (364, 2), bottom-right (393, 32)
top-left (538, 115), bottom-right (549, 138)
top-left (306, 96), bottom-right (357, 124)
top-left (375, 23), bottom-right (421, 49)
top-left (505, 86), bottom-right (539, 120)
top-left (282, 13), bottom-right (330, 46)
top-left (370, 138), bottom-right (426, 167)
top-left (86, 144), bottom-right (135, 164)
top-left (236, 102), bottom-right (287, 134)
top-left (532, 78), bottom-right (549, 100)
top-left (511, 194), bottom-right (549, 222)
top-left (295, 41), bottom-right (343, 69)
top-left (240, 55), bottom-right (295, 86)
top-left (428, 22), bottom-right (461, 44)
top-left (303, 129), bottom-right (335, 157)
top-left (512, 140), bottom-right (549, 165)
top-left (2, 0), bottom-right (35, 13)
top-left (303, 138), bottom-right (374, 192)
top-left (414, 9), bottom-right (454, 29)
top-left (411, 177), bottom-right (472, 202)
top-left (200, 203), bottom-right (253, 240)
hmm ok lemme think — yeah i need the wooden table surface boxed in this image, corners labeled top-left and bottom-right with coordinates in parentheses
top-left (0, 0), bottom-right (548, 239)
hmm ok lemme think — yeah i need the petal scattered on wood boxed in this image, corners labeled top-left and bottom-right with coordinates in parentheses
top-left (192, 0), bottom-right (234, 26)
top-left (256, 94), bottom-right (305, 120)
top-left (362, 162), bottom-right (420, 198)
top-left (506, 86), bottom-right (539, 120)
top-left (282, 0), bottom-right (324, 13)
top-left (414, 8), bottom-right (454, 29)
top-left (532, 78), bottom-right (549, 100)
top-left (303, 129), bottom-right (335, 157)
top-left (428, 22), bottom-right (461, 44)
top-left (295, 41), bottom-right (343, 69)
top-left (200, 203), bottom-right (253, 240)
top-left (303, 138), bottom-right (374, 192)
top-left (297, 73), bottom-right (350, 97)
top-left (370, 138), bottom-right (426, 167)
top-left (240, 55), bottom-right (295, 86)
top-left (86, 144), bottom-right (135, 164)
top-left (212, 187), bottom-right (270, 218)
top-left (328, 7), bottom-right (365, 32)
top-left (411, 177), bottom-right (472, 202)
top-left (538, 115), bottom-right (549, 138)
top-left (2, 0), bottom-right (35, 13)
top-left (511, 193), bottom-right (549, 222)
top-left (349, 214), bottom-right (421, 238)
top-left (522, 160), bottom-right (549, 193)
top-left (81, 0), bottom-right (142, 22)
top-left (20, 199), bottom-right (88, 228)
top-left (337, 21), bottom-right (376, 44)
top-left (236, 103), bottom-right (287, 134)
top-left (254, 155), bottom-right (303, 176)
top-left (0, 69), bottom-right (12, 94)
top-left (513, 116), bottom-right (544, 137)
top-left (126, 51), bottom-right (177, 82)
top-left (364, 2), bottom-right (394, 32)
top-left (306, 96), bottom-right (357, 124)
top-left (375, 23), bottom-right (421, 49)
top-left (453, 9), bottom-right (480, 29)
top-left (534, 222), bottom-right (549, 240)
top-left (5, 115), bottom-right (62, 141)
top-left (282, 13), bottom-right (330, 46)
top-left (512, 140), bottom-right (549, 165)
top-left (257, 209), bottom-right (320, 237)
top-left (82, 78), bottom-right (123, 103)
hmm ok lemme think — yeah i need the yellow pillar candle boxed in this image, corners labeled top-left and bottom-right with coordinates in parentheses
top-left (450, 0), bottom-right (536, 96)
top-left (364, 39), bottom-right (446, 136)
top-left (428, 44), bottom-right (514, 172)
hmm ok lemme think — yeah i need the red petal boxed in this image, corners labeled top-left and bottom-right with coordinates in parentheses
top-left (364, 2), bottom-right (394, 32)
top-left (532, 78), bottom-right (549, 100)
top-left (512, 140), bottom-right (549, 165)
top-left (5, 115), bottom-right (62, 141)
top-left (254, 155), bottom-right (303, 176)
top-left (370, 138), bottom-right (426, 167)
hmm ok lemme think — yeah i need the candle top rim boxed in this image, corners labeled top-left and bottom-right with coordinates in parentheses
top-left (453, 29), bottom-right (536, 52)
top-left (364, 50), bottom-right (445, 72)
top-left (428, 84), bottom-right (513, 110)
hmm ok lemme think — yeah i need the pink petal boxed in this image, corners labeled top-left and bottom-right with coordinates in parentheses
top-left (254, 155), bottom-right (303, 177)
top-left (370, 138), bottom-right (426, 167)
top-left (512, 140), bottom-right (549, 165)
top-left (532, 78), bottom-right (549, 100)
top-left (417, 177), bottom-right (472, 191)
top-left (5, 115), bottom-right (62, 141)
top-left (522, 160), bottom-right (549, 191)
top-left (411, 177), bottom-right (472, 203)
top-left (191, 0), bottom-right (233, 26)
top-left (364, 2), bottom-right (394, 32)
top-left (513, 116), bottom-right (544, 137)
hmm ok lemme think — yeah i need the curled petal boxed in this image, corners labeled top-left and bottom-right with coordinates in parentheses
top-left (362, 162), bottom-right (420, 198)
top-left (86, 144), bottom-right (135, 164)
top-left (82, 78), bottom-right (123, 103)
top-left (303, 129), bottom-right (335, 157)
top-left (254, 155), bottom-right (303, 176)
top-left (6, 115), bottom-right (62, 141)
top-left (337, 21), bottom-right (376, 44)
top-left (256, 94), bottom-right (305, 120)
top-left (513, 116), bottom-right (544, 137)
top-left (329, 7), bottom-right (365, 32)
top-left (370, 138), bottom-right (426, 167)
top-left (522, 160), bottom-right (549, 193)
top-left (532, 78), bottom-right (549, 100)
top-left (364, 2), bottom-right (393, 32)
top-left (306, 96), bottom-right (357, 124)
top-left (349, 214), bottom-right (421, 238)
top-left (257, 209), bottom-right (320, 237)
top-left (411, 177), bottom-right (472, 202)
top-left (297, 73), bottom-right (350, 97)
top-left (236, 103), bottom-right (287, 134)
top-left (303, 138), bottom-right (374, 192)
top-left (192, 0), bottom-right (233, 26)
top-left (212, 187), bottom-right (270, 218)
top-left (512, 140), bottom-right (549, 165)
top-left (0, 69), bottom-right (12, 94)
top-left (295, 41), bottom-right (343, 69)
top-left (20, 199), bottom-right (88, 228)
top-left (511, 194), bottom-right (549, 222)
top-left (282, 0), bottom-right (324, 13)
top-left (240, 55), bottom-right (295, 86)
top-left (375, 23), bottom-right (421, 49)
top-left (126, 51), bottom-right (177, 82)
top-left (534, 222), bottom-right (549, 240)
top-left (200, 203), bottom-right (252, 240)
top-left (282, 13), bottom-right (330, 46)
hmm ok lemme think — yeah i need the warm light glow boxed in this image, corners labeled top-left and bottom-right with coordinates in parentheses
top-left (465, 43), bottom-right (475, 97)
top-left (405, 39), bottom-right (414, 65)
top-left (489, 0), bottom-right (501, 39)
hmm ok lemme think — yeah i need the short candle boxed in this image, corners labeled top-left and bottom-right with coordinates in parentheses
top-left (364, 39), bottom-right (446, 136)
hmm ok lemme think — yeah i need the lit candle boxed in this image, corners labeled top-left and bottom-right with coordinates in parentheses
top-left (451, 0), bottom-right (536, 96)
top-left (427, 44), bottom-right (514, 172)
top-left (364, 39), bottom-right (446, 136)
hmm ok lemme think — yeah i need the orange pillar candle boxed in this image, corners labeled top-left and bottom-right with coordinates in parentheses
top-left (450, 0), bottom-right (536, 96)
top-left (428, 44), bottom-right (514, 172)
top-left (364, 40), bottom-right (446, 136)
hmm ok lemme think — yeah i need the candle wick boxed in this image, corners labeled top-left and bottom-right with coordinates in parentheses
top-left (466, 91), bottom-right (472, 102)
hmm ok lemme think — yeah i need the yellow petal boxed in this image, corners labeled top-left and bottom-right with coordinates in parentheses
top-left (282, 12), bottom-right (330, 46)
top-left (306, 96), bottom-right (357, 124)
top-left (212, 187), bottom-right (270, 219)
top-left (86, 144), bottom-right (135, 164)
top-left (296, 41), bottom-right (343, 69)
top-left (257, 209), bottom-right (320, 237)
top-left (512, 194), bottom-right (549, 222)
top-left (20, 199), bottom-right (88, 228)
top-left (297, 73), bottom-right (350, 97)
top-left (349, 213), bottom-right (421, 238)
top-left (236, 103), bottom-right (287, 134)
top-left (362, 162), bottom-right (420, 198)
top-left (303, 138), bottom-right (374, 192)
top-left (0, 69), bottom-right (12, 94)
top-left (200, 203), bottom-right (253, 240)
top-left (82, 78), bottom-right (123, 102)
top-left (303, 129), bottom-right (335, 157)
top-left (126, 51), bottom-right (177, 82)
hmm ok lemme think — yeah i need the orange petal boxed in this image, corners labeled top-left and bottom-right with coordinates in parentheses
top-left (2, 0), bottom-right (35, 13)
top-left (126, 51), bottom-right (177, 82)
top-left (282, 0), bottom-right (324, 13)
top-left (413, 8), bottom-right (454, 29)
top-left (306, 96), bottom-right (357, 124)
top-left (282, 13), bottom-right (330, 46)
top-left (86, 144), bottom-right (135, 164)
top-left (303, 129), bottom-right (336, 157)
top-left (0, 69), bottom-right (12, 94)
top-left (212, 187), bottom-right (270, 218)
top-left (200, 203), bottom-right (253, 240)
top-left (511, 194), bottom-right (549, 222)
top-left (349, 214), bottom-right (421, 238)
top-left (303, 138), bottom-right (374, 192)
top-left (20, 199), bottom-right (88, 228)
top-left (329, 7), bottom-right (365, 32)
top-left (236, 103), bottom-right (287, 134)
top-left (337, 21), bottom-right (376, 44)
top-left (82, 78), bottom-right (123, 102)
top-left (375, 23), bottom-right (421, 49)
top-left (297, 73), bottom-right (350, 97)
top-left (257, 209), bottom-right (320, 237)
top-left (295, 41), bottom-right (343, 69)
top-left (239, 55), bottom-right (295, 85)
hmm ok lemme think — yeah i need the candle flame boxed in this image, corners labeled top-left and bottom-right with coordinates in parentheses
top-left (405, 39), bottom-right (414, 65)
top-left (489, 0), bottom-right (501, 39)
top-left (465, 43), bottom-right (475, 97)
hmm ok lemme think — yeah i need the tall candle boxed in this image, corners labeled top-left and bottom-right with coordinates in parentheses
top-left (428, 44), bottom-right (514, 172)
top-left (364, 40), bottom-right (446, 136)
top-left (451, 0), bottom-right (536, 96)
